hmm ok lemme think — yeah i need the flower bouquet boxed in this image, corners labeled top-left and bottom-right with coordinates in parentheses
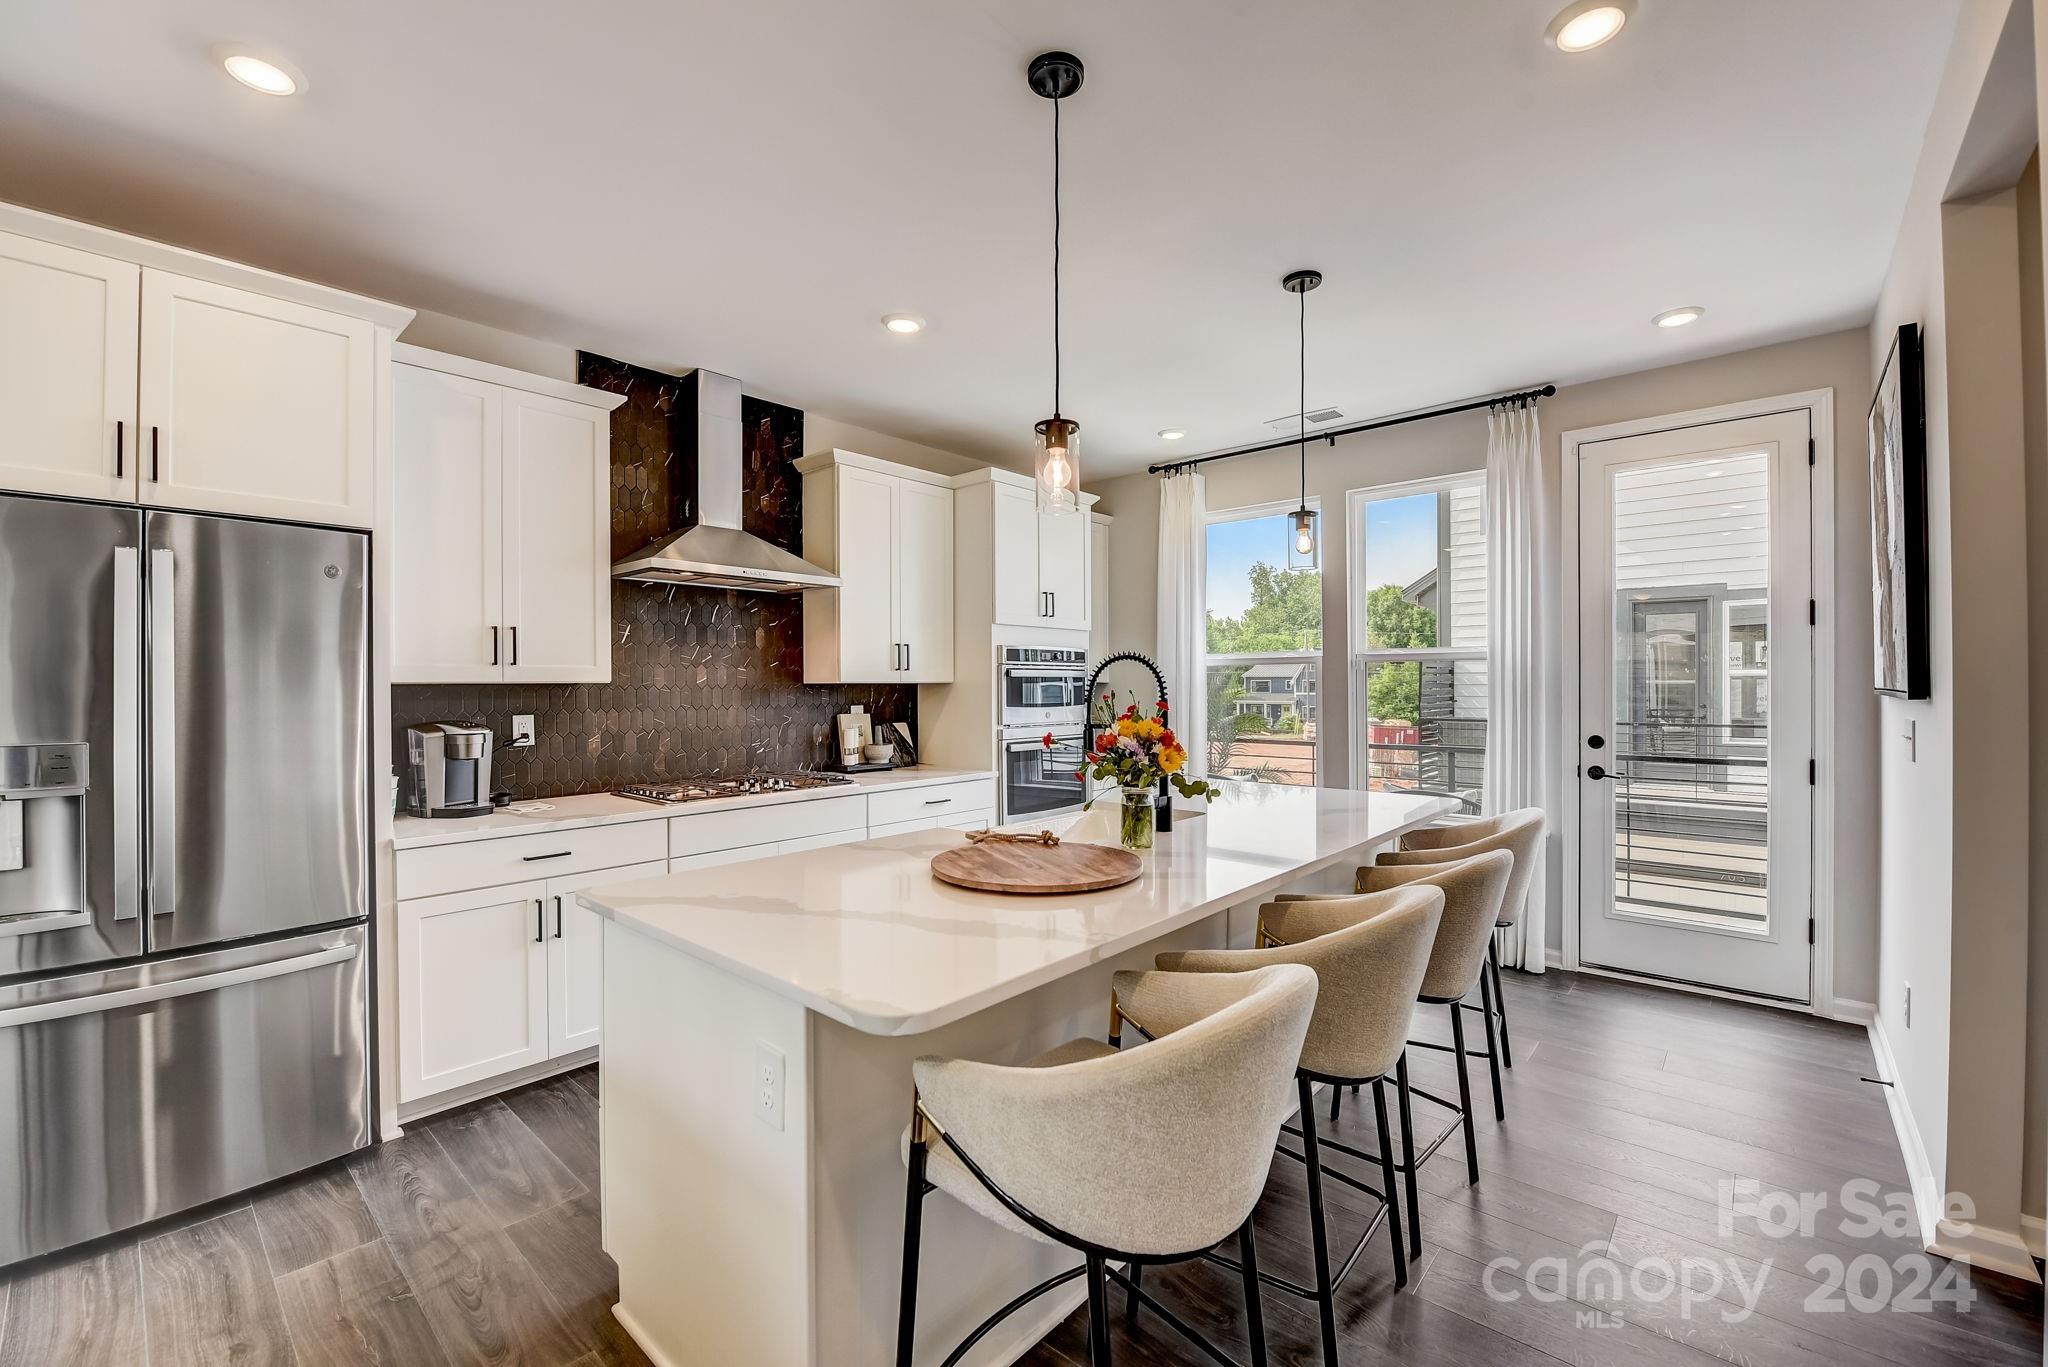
top-left (1047, 696), bottom-right (1218, 850)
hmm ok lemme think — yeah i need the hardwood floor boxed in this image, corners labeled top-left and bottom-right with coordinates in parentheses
top-left (0, 971), bottom-right (2038, 1366)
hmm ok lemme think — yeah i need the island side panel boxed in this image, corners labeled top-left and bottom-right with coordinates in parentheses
top-left (807, 911), bottom-right (1243, 1367)
top-left (602, 919), bottom-right (816, 1367)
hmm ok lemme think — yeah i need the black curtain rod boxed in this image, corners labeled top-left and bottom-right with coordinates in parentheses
top-left (1147, 383), bottom-right (1556, 476)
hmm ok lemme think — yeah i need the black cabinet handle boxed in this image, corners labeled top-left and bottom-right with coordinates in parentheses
top-left (904, 642), bottom-right (910, 673)
top-left (490, 626), bottom-right (499, 666)
top-left (509, 625), bottom-right (519, 666)
top-left (553, 895), bottom-right (563, 939)
top-left (923, 797), bottom-right (953, 806)
top-left (150, 426), bottom-right (160, 482)
top-left (534, 898), bottom-right (545, 944)
top-left (521, 850), bottom-right (573, 862)
top-left (115, 420), bottom-right (124, 478)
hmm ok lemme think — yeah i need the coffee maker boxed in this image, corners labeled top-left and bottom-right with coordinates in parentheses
top-left (404, 722), bottom-right (495, 818)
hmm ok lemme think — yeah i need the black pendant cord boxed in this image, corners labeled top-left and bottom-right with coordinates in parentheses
top-left (1297, 282), bottom-right (1307, 510)
top-left (1052, 94), bottom-right (1062, 420)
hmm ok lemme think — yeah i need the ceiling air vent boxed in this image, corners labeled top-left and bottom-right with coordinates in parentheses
top-left (1264, 407), bottom-right (1344, 433)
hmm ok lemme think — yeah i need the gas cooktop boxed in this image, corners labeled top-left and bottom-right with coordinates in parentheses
top-left (614, 773), bottom-right (854, 806)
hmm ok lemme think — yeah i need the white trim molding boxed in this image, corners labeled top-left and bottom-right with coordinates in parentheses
top-left (1557, 389), bottom-right (1839, 1019)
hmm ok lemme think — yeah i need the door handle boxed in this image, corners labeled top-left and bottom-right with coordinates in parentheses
top-left (1049, 591), bottom-right (1055, 618)
top-left (112, 546), bottom-right (140, 922)
top-left (553, 895), bottom-right (563, 940)
top-left (1586, 764), bottom-right (1613, 781)
top-left (148, 548), bottom-right (177, 924)
top-left (903, 642), bottom-right (911, 673)
top-left (0, 940), bottom-right (359, 1029)
top-left (509, 625), bottom-right (519, 667)
top-left (150, 426), bottom-right (160, 483)
top-left (490, 626), bottom-right (499, 666)
top-left (534, 898), bottom-right (546, 944)
top-left (115, 420), bottom-right (124, 479)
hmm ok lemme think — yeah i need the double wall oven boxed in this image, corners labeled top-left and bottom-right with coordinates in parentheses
top-left (997, 646), bottom-right (1091, 822)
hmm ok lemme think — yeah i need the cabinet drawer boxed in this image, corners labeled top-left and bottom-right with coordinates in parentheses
top-left (396, 821), bottom-right (667, 899)
top-left (869, 809), bottom-right (994, 841)
top-left (868, 779), bottom-right (994, 828)
top-left (669, 794), bottom-right (868, 857)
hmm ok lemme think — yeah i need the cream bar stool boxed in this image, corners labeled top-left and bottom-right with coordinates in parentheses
top-left (1121, 885), bottom-right (1442, 1367)
top-left (896, 963), bottom-right (1317, 1367)
top-left (1380, 808), bottom-right (1546, 1085)
top-left (1275, 850), bottom-right (1512, 1262)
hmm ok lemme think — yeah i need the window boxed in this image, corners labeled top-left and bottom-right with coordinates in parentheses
top-left (1348, 476), bottom-right (1487, 810)
top-left (1204, 503), bottom-right (1321, 784)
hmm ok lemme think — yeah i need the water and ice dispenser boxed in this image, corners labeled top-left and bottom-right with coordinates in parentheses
top-left (0, 743), bottom-right (88, 927)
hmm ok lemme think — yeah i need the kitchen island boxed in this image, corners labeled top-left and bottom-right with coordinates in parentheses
top-left (577, 783), bottom-right (1458, 1367)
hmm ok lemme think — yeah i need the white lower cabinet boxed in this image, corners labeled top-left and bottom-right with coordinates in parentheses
top-left (544, 861), bottom-right (666, 1059)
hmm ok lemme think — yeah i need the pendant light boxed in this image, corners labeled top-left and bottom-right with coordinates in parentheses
top-left (1283, 269), bottom-right (1322, 556)
top-left (1028, 51), bottom-right (1084, 515)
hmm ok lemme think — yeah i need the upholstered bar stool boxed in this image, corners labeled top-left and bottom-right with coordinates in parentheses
top-left (896, 963), bottom-right (1317, 1367)
top-left (1123, 885), bottom-right (1442, 1367)
top-left (1275, 850), bottom-right (1512, 1261)
top-left (1379, 808), bottom-right (1546, 1081)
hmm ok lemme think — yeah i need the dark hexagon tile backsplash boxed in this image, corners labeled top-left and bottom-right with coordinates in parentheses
top-left (391, 353), bottom-right (915, 799)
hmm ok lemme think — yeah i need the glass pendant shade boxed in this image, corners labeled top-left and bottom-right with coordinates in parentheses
top-left (1292, 505), bottom-right (1317, 557)
top-left (1035, 417), bottom-right (1081, 514)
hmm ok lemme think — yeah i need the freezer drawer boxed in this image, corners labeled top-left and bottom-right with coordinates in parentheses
top-left (0, 923), bottom-right (370, 1266)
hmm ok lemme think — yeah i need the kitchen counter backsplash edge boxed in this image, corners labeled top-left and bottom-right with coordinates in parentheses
top-left (391, 767), bottom-right (995, 850)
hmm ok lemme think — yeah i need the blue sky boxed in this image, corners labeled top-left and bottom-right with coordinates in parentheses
top-left (1207, 493), bottom-right (1438, 618)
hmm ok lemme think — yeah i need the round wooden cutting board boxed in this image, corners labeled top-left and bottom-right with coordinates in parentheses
top-left (930, 840), bottom-right (1143, 895)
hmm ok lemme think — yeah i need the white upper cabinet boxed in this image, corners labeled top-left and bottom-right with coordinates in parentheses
top-left (139, 270), bottom-right (377, 526)
top-left (979, 471), bottom-right (1095, 632)
top-left (797, 450), bottom-right (954, 684)
top-left (392, 346), bottom-right (622, 685)
top-left (503, 390), bottom-right (612, 683)
top-left (0, 231), bottom-right (138, 503)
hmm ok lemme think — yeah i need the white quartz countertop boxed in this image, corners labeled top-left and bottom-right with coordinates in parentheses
top-left (391, 767), bottom-right (993, 850)
top-left (577, 785), bottom-right (1459, 1036)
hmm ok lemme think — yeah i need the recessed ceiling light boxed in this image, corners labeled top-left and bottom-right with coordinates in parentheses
top-left (1157, 429), bottom-right (1186, 441)
top-left (1654, 306), bottom-right (1705, 329)
top-left (215, 46), bottom-right (305, 96)
top-left (1546, 0), bottom-right (1634, 52)
top-left (881, 313), bottom-right (924, 335)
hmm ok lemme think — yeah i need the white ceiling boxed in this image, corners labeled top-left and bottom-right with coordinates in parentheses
top-left (0, 1), bottom-right (1958, 478)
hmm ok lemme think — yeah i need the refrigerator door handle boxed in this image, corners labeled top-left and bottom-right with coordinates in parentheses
top-left (0, 940), bottom-right (359, 1029)
top-left (148, 547), bottom-right (177, 925)
top-left (112, 546), bottom-right (141, 922)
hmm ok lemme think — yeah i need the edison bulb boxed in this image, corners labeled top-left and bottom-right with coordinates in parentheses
top-left (1296, 526), bottom-right (1314, 554)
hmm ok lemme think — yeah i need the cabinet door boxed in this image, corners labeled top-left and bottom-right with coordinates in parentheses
top-left (1039, 506), bottom-right (1090, 630)
top-left (1089, 518), bottom-right (1113, 658)
top-left (397, 882), bottom-right (549, 1103)
top-left (0, 232), bottom-right (138, 502)
top-left (896, 479), bottom-right (953, 682)
top-left (545, 860), bottom-right (665, 1059)
top-left (503, 390), bottom-right (611, 683)
top-left (991, 481), bottom-right (1044, 628)
top-left (138, 270), bottom-right (375, 526)
top-left (833, 466), bottom-right (900, 681)
top-left (392, 365), bottom-right (504, 681)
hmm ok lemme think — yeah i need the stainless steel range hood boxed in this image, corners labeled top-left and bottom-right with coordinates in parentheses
top-left (610, 369), bottom-right (841, 592)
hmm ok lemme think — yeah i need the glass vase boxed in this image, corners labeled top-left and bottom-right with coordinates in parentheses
top-left (1119, 784), bottom-right (1156, 851)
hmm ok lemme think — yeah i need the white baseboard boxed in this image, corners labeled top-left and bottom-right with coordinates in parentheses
top-left (2021, 1213), bottom-right (2046, 1260)
top-left (1545, 947), bottom-right (1565, 971)
top-left (1822, 996), bottom-right (1876, 1026)
top-left (1865, 1016), bottom-right (2042, 1283)
top-left (396, 1048), bottom-right (598, 1127)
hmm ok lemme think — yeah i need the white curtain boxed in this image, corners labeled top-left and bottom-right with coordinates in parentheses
top-left (1156, 471), bottom-right (1209, 779)
top-left (1484, 400), bottom-right (1555, 972)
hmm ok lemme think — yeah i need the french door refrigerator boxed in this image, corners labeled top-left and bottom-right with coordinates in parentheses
top-left (0, 492), bottom-right (371, 1266)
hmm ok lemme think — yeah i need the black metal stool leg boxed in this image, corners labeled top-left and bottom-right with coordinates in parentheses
top-left (1124, 1263), bottom-right (1142, 1325)
top-left (1490, 937), bottom-right (1514, 1069)
top-left (1238, 1217), bottom-right (1269, 1366)
top-left (1295, 1075), bottom-right (1342, 1366)
top-left (1396, 1051), bottom-right (1421, 1260)
top-left (1478, 965), bottom-right (1506, 1122)
top-left (1449, 1005), bottom-right (1479, 1184)
top-left (1372, 1079), bottom-right (1407, 1289)
top-left (896, 1136), bottom-right (927, 1367)
top-left (1330, 1082), bottom-right (1342, 1124)
top-left (1086, 1253), bottom-right (1113, 1365)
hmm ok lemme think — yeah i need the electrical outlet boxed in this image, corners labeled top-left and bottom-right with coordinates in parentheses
top-left (754, 1041), bottom-right (785, 1131)
top-left (509, 714), bottom-right (536, 749)
top-left (1903, 982), bottom-right (1912, 1028)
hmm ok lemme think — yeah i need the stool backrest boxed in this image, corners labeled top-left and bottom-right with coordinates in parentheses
top-left (1379, 808), bottom-right (1544, 927)
top-left (912, 963), bottom-right (1316, 1256)
top-left (1356, 849), bottom-right (1513, 1001)
top-left (1155, 885), bottom-right (1443, 1082)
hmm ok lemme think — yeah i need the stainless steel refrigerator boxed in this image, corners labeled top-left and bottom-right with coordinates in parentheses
top-left (0, 493), bottom-right (371, 1266)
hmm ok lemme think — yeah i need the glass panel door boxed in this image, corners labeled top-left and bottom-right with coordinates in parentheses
top-left (1577, 413), bottom-right (1811, 1001)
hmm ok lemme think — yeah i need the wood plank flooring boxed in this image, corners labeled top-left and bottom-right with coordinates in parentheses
top-left (0, 970), bottom-right (2038, 1366)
